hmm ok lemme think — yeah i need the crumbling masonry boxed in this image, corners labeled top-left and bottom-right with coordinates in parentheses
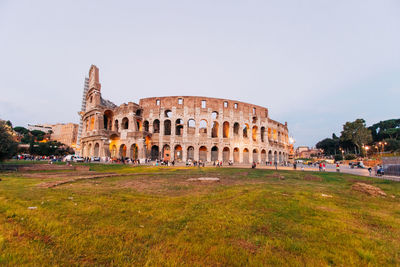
top-left (79, 65), bottom-right (290, 164)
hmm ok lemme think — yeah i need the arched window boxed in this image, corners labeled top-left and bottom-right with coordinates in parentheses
top-left (164, 120), bottom-right (171, 135)
top-left (114, 120), bottom-right (119, 132)
top-left (211, 121), bottom-right (219, 138)
top-left (252, 126), bottom-right (258, 141)
top-left (122, 117), bottom-right (129, 130)
top-left (243, 124), bottom-right (249, 138)
top-left (187, 119), bottom-right (196, 135)
top-left (199, 120), bottom-right (207, 136)
top-left (153, 119), bottom-right (160, 133)
top-left (175, 119), bottom-right (184, 136)
top-left (103, 110), bottom-right (113, 130)
top-left (223, 122), bottom-right (229, 138)
top-left (233, 122), bottom-right (240, 136)
top-left (165, 110), bottom-right (172, 118)
top-left (261, 127), bottom-right (265, 142)
top-left (211, 111), bottom-right (218, 120)
top-left (143, 121), bottom-right (149, 132)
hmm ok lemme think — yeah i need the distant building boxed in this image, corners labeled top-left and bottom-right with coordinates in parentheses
top-left (27, 124), bottom-right (53, 133)
top-left (50, 123), bottom-right (79, 148)
top-left (27, 123), bottom-right (78, 147)
top-left (295, 146), bottom-right (322, 158)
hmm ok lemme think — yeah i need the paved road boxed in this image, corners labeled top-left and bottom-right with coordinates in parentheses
top-left (250, 163), bottom-right (400, 182)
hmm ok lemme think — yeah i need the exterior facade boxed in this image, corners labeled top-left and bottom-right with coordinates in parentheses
top-left (27, 123), bottom-right (78, 147)
top-left (79, 65), bottom-right (290, 164)
top-left (50, 123), bottom-right (79, 148)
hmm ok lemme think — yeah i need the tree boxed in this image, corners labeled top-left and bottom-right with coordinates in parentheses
top-left (13, 126), bottom-right (30, 135)
top-left (340, 119), bottom-right (372, 155)
top-left (316, 137), bottom-right (339, 156)
top-left (385, 139), bottom-right (400, 152)
top-left (369, 119), bottom-right (400, 142)
top-left (0, 121), bottom-right (18, 161)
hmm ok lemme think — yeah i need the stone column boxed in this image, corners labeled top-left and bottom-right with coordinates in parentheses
top-left (194, 146), bottom-right (199, 161)
top-left (182, 145), bottom-right (187, 162)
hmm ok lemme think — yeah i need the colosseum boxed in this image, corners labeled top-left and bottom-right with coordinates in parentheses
top-left (79, 65), bottom-right (290, 164)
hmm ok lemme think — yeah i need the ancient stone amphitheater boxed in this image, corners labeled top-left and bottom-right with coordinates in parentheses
top-left (79, 65), bottom-right (290, 164)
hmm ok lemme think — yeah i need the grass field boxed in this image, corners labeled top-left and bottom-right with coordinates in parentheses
top-left (1, 164), bottom-right (400, 266)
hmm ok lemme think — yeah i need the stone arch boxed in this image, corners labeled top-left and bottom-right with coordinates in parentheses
top-left (223, 147), bottom-right (230, 162)
top-left (252, 126), bottom-right (258, 141)
top-left (211, 121), bottom-right (219, 138)
top-left (187, 146), bottom-right (194, 161)
top-left (187, 119), bottom-right (196, 135)
top-left (165, 110), bottom-right (172, 118)
top-left (153, 119), bottom-right (160, 133)
top-left (136, 119), bottom-right (142, 131)
top-left (243, 124), bottom-right (249, 138)
top-left (164, 120), bottom-right (171, 135)
top-left (211, 111), bottom-right (218, 120)
top-left (211, 146), bottom-right (218, 161)
top-left (110, 144), bottom-right (117, 158)
top-left (279, 151), bottom-right (282, 163)
top-left (119, 144), bottom-right (127, 158)
top-left (130, 144), bottom-right (138, 159)
top-left (261, 149), bottom-right (267, 162)
top-left (103, 110), bottom-right (113, 130)
top-left (223, 121), bottom-right (229, 138)
top-left (253, 148), bottom-right (259, 163)
top-left (87, 143), bottom-right (92, 157)
top-left (243, 148), bottom-right (249, 164)
top-left (122, 117), bottom-right (129, 130)
top-left (175, 119), bottom-right (184, 136)
top-left (174, 145), bottom-right (183, 161)
top-left (268, 128), bottom-right (272, 139)
top-left (151, 145), bottom-right (159, 160)
top-left (274, 151), bottom-right (278, 163)
top-left (261, 127), bottom-right (265, 142)
top-left (114, 120), bottom-right (119, 132)
top-left (268, 150), bottom-right (273, 162)
top-left (199, 146), bottom-right (207, 162)
top-left (162, 144), bottom-right (171, 161)
top-left (94, 143), bottom-right (100, 157)
top-left (233, 123), bottom-right (240, 136)
top-left (273, 129), bottom-right (278, 140)
top-left (143, 121), bottom-right (149, 132)
top-left (199, 120), bottom-right (207, 136)
top-left (233, 147), bottom-right (240, 163)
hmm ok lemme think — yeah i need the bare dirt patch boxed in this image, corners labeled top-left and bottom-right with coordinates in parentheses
top-left (115, 175), bottom-right (266, 196)
top-left (304, 175), bottom-right (322, 181)
top-left (352, 182), bottom-right (387, 197)
top-left (268, 172), bottom-right (285, 180)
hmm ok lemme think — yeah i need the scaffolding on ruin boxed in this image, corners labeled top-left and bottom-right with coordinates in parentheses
top-left (76, 77), bottom-right (89, 150)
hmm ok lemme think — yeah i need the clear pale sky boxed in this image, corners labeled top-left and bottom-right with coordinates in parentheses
top-left (1, 1), bottom-right (399, 147)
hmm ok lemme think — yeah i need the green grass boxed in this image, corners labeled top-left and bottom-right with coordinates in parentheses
top-left (1, 165), bottom-right (400, 266)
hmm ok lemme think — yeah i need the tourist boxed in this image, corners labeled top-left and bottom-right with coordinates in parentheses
top-left (368, 167), bottom-right (372, 176)
top-left (336, 163), bottom-right (340, 172)
top-left (252, 162), bottom-right (256, 169)
top-left (274, 161), bottom-right (278, 170)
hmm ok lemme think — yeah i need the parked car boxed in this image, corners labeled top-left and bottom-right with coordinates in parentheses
top-left (92, 157), bottom-right (101, 162)
top-left (73, 156), bottom-right (84, 163)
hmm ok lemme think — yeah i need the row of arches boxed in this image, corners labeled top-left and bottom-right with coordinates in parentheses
top-left (92, 110), bottom-right (289, 144)
top-left (107, 143), bottom-right (287, 164)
